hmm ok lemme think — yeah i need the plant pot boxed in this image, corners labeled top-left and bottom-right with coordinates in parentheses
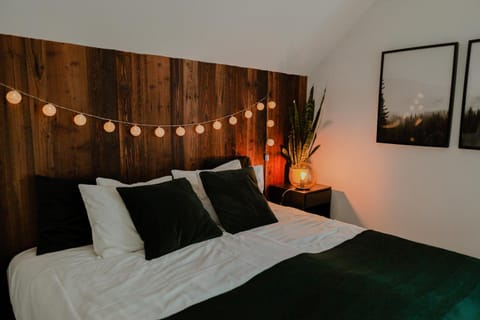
top-left (288, 162), bottom-right (316, 190)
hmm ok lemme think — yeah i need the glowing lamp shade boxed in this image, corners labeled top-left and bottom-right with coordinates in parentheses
top-left (73, 114), bottom-right (87, 126)
top-left (266, 138), bottom-right (275, 147)
top-left (130, 125), bottom-right (142, 137)
top-left (6, 90), bottom-right (22, 104)
top-left (42, 103), bottom-right (57, 117)
top-left (154, 127), bottom-right (165, 138)
top-left (267, 101), bottom-right (276, 109)
top-left (212, 120), bottom-right (222, 130)
top-left (288, 162), bottom-right (316, 190)
top-left (256, 102), bottom-right (265, 111)
top-left (195, 124), bottom-right (205, 134)
top-left (244, 110), bottom-right (253, 119)
top-left (267, 119), bottom-right (275, 127)
top-left (176, 126), bottom-right (186, 136)
top-left (228, 116), bottom-right (237, 125)
top-left (103, 121), bottom-right (115, 133)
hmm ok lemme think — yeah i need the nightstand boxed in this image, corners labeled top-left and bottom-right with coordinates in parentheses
top-left (267, 184), bottom-right (332, 218)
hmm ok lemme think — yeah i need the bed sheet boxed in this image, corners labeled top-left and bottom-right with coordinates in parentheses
top-left (8, 203), bottom-right (364, 320)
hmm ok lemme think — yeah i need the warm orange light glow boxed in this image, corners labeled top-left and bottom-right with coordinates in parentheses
top-left (289, 162), bottom-right (316, 190)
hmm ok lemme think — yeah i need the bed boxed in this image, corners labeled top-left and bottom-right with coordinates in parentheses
top-left (7, 159), bottom-right (480, 320)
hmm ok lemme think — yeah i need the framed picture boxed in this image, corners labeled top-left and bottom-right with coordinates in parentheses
top-left (377, 42), bottom-right (458, 147)
top-left (459, 39), bottom-right (480, 149)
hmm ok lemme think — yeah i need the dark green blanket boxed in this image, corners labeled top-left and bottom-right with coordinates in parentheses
top-left (166, 231), bottom-right (480, 319)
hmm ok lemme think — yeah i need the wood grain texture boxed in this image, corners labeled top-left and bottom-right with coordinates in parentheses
top-left (0, 33), bottom-right (306, 318)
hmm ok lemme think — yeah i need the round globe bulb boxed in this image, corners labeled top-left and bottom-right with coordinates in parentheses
top-left (6, 90), bottom-right (22, 104)
top-left (212, 120), bottom-right (222, 130)
top-left (130, 125), bottom-right (141, 136)
top-left (267, 101), bottom-right (276, 109)
top-left (154, 127), bottom-right (165, 138)
top-left (266, 138), bottom-right (275, 147)
top-left (267, 119), bottom-right (275, 127)
top-left (289, 162), bottom-right (316, 190)
top-left (228, 116), bottom-right (238, 125)
top-left (244, 110), bottom-right (253, 119)
top-left (256, 102), bottom-right (265, 111)
top-left (103, 121), bottom-right (115, 133)
top-left (42, 103), bottom-right (57, 117)
top-left (195, 124), bottom-right (205, 134)
top-left (73, 114), bottom-right (87, 126)
top-left (176, 126), bottom-right (186, 136)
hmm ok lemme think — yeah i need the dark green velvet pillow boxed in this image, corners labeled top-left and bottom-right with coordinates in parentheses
top-left (200, 167), bottom-right (278, 234)
top-left (117, 178), bottom-right (222, 260)
top-left (35, 176), bottom-right (94, 255)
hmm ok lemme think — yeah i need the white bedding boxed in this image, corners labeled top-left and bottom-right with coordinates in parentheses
top-left (8, 203), bottom-right (364, 320)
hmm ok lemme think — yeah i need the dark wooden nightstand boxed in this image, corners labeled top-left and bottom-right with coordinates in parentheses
top-left (267, 184), bottom-right (332, 218)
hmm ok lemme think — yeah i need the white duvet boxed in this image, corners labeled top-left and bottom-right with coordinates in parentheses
top-left (8, 203), bottom-right (364, 320)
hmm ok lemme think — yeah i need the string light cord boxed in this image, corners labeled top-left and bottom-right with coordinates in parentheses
top-left (0, 81), bottom-right (267, 128)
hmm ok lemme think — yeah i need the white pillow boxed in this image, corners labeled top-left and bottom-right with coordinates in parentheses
top-left (171, 159), bottom-right (242, 225)
top-left (252, 165), bottom-right (264, 193)
top-left (79, 184), bottom-right (143, 258)
top-left (79, 175), bottom-right (172, 258)
top-left (96, 175), bottom-right (172, 187)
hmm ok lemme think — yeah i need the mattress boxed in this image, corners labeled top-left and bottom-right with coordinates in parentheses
top-left (8, 203), bottom-right (364, 320)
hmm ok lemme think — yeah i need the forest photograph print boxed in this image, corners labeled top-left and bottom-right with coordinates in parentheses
top-left (377, 43), bottom-right (458, 147)
top-left (459, 39), bottom-right (480, 149)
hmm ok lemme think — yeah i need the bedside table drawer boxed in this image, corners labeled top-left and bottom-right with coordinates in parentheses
top-left (304, 188), bottom-right (331, 208)
top-left (267, 184), bottom-right (332, 218)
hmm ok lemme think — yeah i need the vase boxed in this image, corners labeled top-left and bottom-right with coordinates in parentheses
top-left (288, 162), bottom-right (316, 190)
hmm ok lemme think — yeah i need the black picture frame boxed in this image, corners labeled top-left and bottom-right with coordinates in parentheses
top-left (459, 39), bottom-right (480, 149)
top-left (377, 42), bottom-right (458, 147)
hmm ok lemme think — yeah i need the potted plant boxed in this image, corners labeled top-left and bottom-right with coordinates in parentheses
top-left (280, 86), bottom-right (325, 189)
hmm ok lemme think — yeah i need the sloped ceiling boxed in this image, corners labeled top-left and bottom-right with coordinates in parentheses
top-left (0, 0), bottom-right (376, 75)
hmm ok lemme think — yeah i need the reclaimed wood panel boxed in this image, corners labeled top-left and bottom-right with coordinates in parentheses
top-left (0, 33), bottom-right (306, 318)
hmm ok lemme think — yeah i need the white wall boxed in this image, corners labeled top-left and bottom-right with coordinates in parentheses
top-left (309, 0), bottom-right (480, 258)
top-left (0, 0), bottom-right (375, 75)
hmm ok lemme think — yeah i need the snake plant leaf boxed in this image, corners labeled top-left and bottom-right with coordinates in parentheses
top-left (280, 145), bottom-right (290, 161)
top-left (282, 86), bottom-right (325, 166)
top-left (311, 88), bottom-right (326, 134)
top-left (308, 145), bottom-right (320, 158)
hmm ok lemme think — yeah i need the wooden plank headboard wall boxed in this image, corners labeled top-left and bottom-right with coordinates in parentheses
top-left (0, 33), bottom-right (306, 316)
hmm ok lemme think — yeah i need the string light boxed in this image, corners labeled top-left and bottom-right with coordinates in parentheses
top-left (176, 126), bottom-right (186, 136)
top-left (130, 125), bottom-right (141, 136)
top-left (42, 103), bottom-right (57, 117)
top-left (195, 124), bottom-right (205, 134)
top-left (1, 82), bottom-right (275, 138)
top-left (73, 114), bottom-right (87, 126)
top-left (266, 138), bottom-right (275, 147)
top-left (103, 121), bottom-right (115, 133)
top-left (228, 116), bottom-right (238, 125)
top-left (6, 90), bottom-right (22, 104)
top-left (212, 121), bottom-right (222, 130)
top-left (154, 127), bottom-right (165, 138)
top-left (266, 119), bottom-right (275, 128)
